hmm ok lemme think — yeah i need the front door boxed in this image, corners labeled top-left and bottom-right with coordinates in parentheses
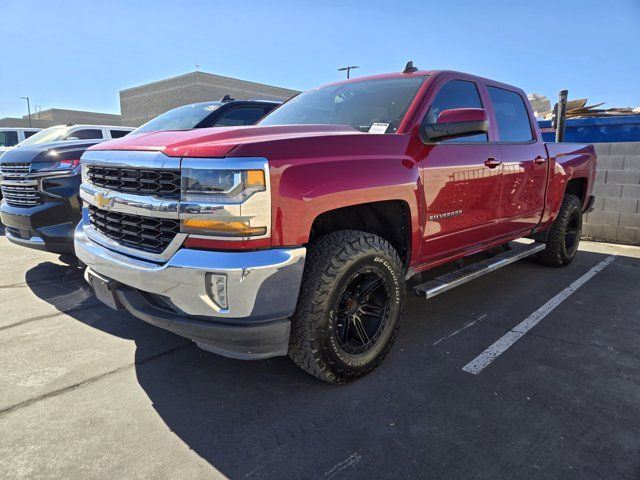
top-left (418, 78), bottom-right (503, 263)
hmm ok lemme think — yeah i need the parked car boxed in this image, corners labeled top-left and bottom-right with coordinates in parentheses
top-left (131, 97), bottom-right (281, 134)
top-left (14, 124), bottom-right (133, 147)
top-left (0, 127), bottom-right (42, 156)
top-left (75, 67), bottom-right (596, 383)
top-left (0, 124), bottom-right (134, 255)
top-left (0, 98), bottom-right (280, 256)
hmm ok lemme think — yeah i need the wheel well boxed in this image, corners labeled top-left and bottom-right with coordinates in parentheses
top-left (565, 177), bottom-right (586, 204)
top-left (308, 201), bottom-right (411, 268)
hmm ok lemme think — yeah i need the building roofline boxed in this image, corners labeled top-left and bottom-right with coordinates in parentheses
top-left (119, 71), bottom-right (299, 94)
top-left (22, 107), bottom-right (120, 118)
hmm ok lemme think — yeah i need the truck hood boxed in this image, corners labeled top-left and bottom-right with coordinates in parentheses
top-left (88, 124), bottom-right (364, 158)
top-left (0, 140), bottom-right (103, 165)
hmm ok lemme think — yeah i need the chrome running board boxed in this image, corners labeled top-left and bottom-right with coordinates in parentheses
top-left (413, 242), bottom-right (546, 299)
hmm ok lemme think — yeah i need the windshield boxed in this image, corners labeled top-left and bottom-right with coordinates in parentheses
top-left (17, 127), bottom-right (69, 147)
top-left (133, 103), bottom-right (223, 134)
top-left (259, 76), bottom-right (426, 133)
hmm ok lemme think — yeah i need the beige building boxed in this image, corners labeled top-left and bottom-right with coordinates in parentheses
top-left (119, 71), bottom-right (299, 126)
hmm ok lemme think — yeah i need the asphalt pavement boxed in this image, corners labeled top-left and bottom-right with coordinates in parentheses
top-left (1, 226), bottom-right (639, 479)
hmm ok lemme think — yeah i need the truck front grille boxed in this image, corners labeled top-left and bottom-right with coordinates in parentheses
top-left (0, 163), bottom-right (30, 175)
top-left (88, 205), bottom-right (179, 254)
top-left (86, 166), bottom-right (181, 197)
top-left (0, 184), bottom-right (41, 207)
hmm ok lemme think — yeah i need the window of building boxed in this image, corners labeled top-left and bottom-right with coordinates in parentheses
top-left (487, 86), bottom-right (533, 142)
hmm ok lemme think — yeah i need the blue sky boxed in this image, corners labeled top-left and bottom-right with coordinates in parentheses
top-left (1, 0), bottom-right (638, 120)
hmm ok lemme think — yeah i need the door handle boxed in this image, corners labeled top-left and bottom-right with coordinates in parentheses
top-left (484, 158), bottom-right (502, 168)
top-left (534, 156), bottom-right (547, 165)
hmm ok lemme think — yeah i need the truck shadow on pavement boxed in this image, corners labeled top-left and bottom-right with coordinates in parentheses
top-left (23, 250), bottom-right (640, 480)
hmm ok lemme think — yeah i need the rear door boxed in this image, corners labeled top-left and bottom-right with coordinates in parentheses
top-left (418, 77), bottom-right (503, 263)
top-left (486, 85), bottom-right (548, 236)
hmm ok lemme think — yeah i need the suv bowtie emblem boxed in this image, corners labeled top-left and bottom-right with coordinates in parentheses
top-left (94, 192), bottom-right (114, 209)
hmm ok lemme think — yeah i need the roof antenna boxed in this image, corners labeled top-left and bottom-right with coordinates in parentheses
top-left (220, 95), bottom-right (235, 102)
top-left (403, 61), bottom-right (418, 73)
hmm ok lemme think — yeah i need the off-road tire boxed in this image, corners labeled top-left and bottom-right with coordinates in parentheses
top-left (289, 230), bottom-right (405, 383)
top-left (536, 194), bottom-right (582, 267)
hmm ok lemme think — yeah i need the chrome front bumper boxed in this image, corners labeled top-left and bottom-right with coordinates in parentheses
top-left (75, 220), bottom-right (306, 322)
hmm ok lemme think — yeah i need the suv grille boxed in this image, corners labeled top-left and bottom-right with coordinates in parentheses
top-left (88, 205), bottom-right (179, 254)
top-left (0, 184), bottom-right (41, 207)
top-left (0, 163), bottom-right (30, 175)
top-left (86, 166), bottom-right (181, 197)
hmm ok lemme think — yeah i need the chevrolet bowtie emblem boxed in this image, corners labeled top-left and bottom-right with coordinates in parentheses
top-left (94, 192), bottom-right (114, 209)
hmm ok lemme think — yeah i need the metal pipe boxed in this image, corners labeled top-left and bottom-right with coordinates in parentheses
top-left (20, 96), bottom-right (32, 127)
top-left (555, 89), bottom-right (568, 142)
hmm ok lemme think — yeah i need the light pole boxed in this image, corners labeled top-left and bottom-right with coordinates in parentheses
top-left (20, 97), bottom-right (32, 127)
top-left (338, 65), bottom-right (359, 79)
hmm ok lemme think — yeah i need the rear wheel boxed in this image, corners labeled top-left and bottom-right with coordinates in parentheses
top-left (289, 230), bottom-right (405, 383)
top-left (536, 194), bottom-right (582, 267)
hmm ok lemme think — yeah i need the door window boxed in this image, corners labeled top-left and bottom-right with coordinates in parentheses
top-left (214, 107), bottom-right (265, 127)
top-left (425, 80), bottom-right (487, 142)
top-left (66, 129), bottom-right (103, 140)
top-left (109, 129), bottom-right (130, 138)
top-left (487, 87), bottom-right (533, 142)
top-left (0, 131), bottom-right (19, 147)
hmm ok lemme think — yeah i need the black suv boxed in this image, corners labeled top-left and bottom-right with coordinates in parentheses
top-left (0, 98), bottom-right (281, 256)
top-left (131, 98), bottom-right (281, 135)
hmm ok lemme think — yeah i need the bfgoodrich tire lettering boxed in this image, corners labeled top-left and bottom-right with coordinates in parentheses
top-left (536, 194), bottom-right (583, 267)
top-left (289, 230), bottom-right (405, 383)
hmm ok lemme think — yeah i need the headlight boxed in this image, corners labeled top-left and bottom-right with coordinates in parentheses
top-left (179, 159), bottom-right (271, 238)
top-left (181, 168), bottom-right (265, 204)
top-left (41, 150), bottom-right (81, 172)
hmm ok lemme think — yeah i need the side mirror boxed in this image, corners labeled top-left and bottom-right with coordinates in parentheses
top-left (421, 108), bottom-right (489, 143)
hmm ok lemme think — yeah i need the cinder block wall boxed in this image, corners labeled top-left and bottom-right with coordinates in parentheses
top-left (583, 142), bottom-right (640, 245)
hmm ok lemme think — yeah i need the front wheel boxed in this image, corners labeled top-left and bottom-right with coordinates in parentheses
top-left (289, 230), bottom-right (405, 383)
top-left (536, 194), bottom-right (583, 267)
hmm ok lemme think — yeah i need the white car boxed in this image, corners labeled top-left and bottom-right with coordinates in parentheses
top-left (0, 128), bottom-right (43, 156)
top-left (15, 124), bottom-right (134, 149)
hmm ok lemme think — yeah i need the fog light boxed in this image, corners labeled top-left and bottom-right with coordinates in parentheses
top-left (206, 273), bottom-right (228, 309)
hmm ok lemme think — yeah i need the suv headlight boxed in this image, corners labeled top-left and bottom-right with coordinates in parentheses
top-left (41, 150), bottom-right (81, 173)
top-left (179, 158), bottom-right (271, 238)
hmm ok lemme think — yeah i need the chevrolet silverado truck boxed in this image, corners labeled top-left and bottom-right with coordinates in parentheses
top-left (75, 66), bottom-right (596, 383)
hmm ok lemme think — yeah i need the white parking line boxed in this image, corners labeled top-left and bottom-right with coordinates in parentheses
top-left (462, 255), bottom-right (616, 375)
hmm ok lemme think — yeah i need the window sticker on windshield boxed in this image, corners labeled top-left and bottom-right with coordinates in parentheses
top-left (368, 123), bottom-right (389, 134)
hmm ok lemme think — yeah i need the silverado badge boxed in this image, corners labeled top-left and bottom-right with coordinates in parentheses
top-left (429, 210), bottom-right (463, 221)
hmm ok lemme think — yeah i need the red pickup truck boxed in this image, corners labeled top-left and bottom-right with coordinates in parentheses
top-left (75, 67), bottom-right (596, 383)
